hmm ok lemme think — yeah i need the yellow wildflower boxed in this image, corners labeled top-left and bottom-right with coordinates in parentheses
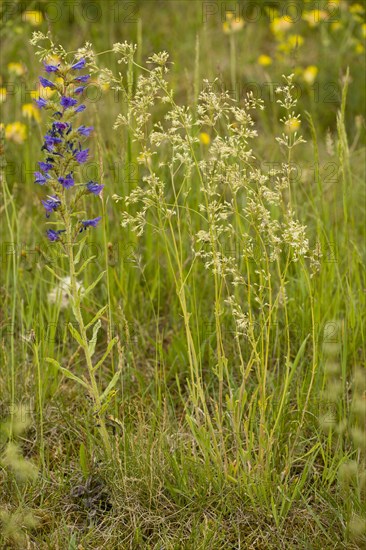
top-left (303, 10), bottom-right (329, 27)
top-left (303, 65), bottom-right (318, 85)
top-left (270, 16), bottom-right (293, 35)
top-left (258, 54), bottom-right (272, 66)
top-left (22, 103), bottom-right (41, 123)
top-left (8, 62), bottom-right (26, 76)
top-left (331, 21), bottom-right (343, 32)
top-left (285, 117), bottom-right (301, 134)
top-left (45, 55), bottom-right (61, 65)
top-left (0, 88), bottom-right (6, 103)
top-left (22, 10), bottom-right (43, 26)
top-left (30, 85), bottom-right (55, 100)
top-left (5, 122), bottom-right (27, 144)
top-left (94, 78), bottom-right (110, 92)
top-left (199, 132), bottom-right (211, 145)
top-left (349, 3), bottom-right (364, 15)
top-left (361, 23), bottom-right (366, 38)
top-left (278, 34), bottom-right (304, 54)
top-left (287, 34), bottom-right (304, 48)
top-left (230, 19), bottom-right (245, 32)
top-left (223, 13), bottom-right (245, 34)
top-left (355, 42), bottom-right (365, 54)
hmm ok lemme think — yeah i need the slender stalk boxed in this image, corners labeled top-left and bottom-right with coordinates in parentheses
top-left (64, 210), bottom-right (112, 458)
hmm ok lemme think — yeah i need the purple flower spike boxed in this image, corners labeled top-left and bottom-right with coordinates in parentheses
top-left (46, 229), bottom-right (64, 242)
top-left (60, 96), bottom-right (78, 109)
top-left (75, 148), bottom-right (89, 163)
top-left (35, 53), bottom-right (103, 244)
top-left (53, 122), bottom-right (69, 132)
top-left (39, 76), bottom-right (55, 89)
top-left (44, 134), bottom-right (62, 151)
top-left (34, 171), bottom-right (51, 185)
top-left (80, 216), bottom-right (102, 231)
top-left (71, 59), bottom-right (86, 70)
top-left (38, 161), bottom-right (53, 172)
top-left (77, 125), bottom-right (93, 137)
top-left (86, 181), bottom-right (104, 195)
top-left (74, 104), bottom-right (86, 113)
top-left (42, 196), bottom-right (61, 217)
top-left (43, 62), bottom-right (60, 73)
top-left (58, 173), bottom-right (74, 189)
top-left (74, 74), bottom-right (90, 83)
top-left (35, 97), bottom-right (47, 109)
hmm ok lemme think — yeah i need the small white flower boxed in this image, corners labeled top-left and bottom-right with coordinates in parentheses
top-left (47, 276), bottom-right (84, 309)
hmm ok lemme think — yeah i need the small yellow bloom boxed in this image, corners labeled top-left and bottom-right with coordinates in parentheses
top-left (43, 87), bottom-right (56, 99)
top-left (94, 78), bottom-right (110, 92)
top-left (199, 132), bottom-right (211, 145)
top-left (303, 65), bottom-right (318, 85)
top-left (331, 21), bottom-right (343, 32)
top-left (22, 103), bottom-right (41, 123)
top-left (278, 34), bottom-right (304, 54)
top-left (258, 54), bottom-right (272, 66)
top-left (303, 9), bottom-right (329, 27)
top-left (223, 14), bottom-right (245, 34)
top-left (349, 3), bottom-right (364, 15)
top-left (287, 34), bottom-right (304, 48)
top-left (30, 85), bottom-right (55, 100)
top-left (270, 16), bottom-right (293, 35)
top-left (285, 117), bottom-right (301, 134)
top-left (45, 55), bottom-right (61, 65)
top-left (231, 18), bottom-right (245, 32)
top-left (22, 10), bottom-right (44, 26)
top-left (361, 23), bottom-right (366, 38)
top-left (5, 122), bottom-right (27, 144)
top-left (0, 88), bottom-right (7, 103)
top-left (8, 62), bottom-right (26, 76)
top-left (355, 42), bottom-right (365, 54)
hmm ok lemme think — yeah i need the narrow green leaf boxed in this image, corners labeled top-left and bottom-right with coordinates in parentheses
top-left (45, 357), bottom-right (88, 389)
top-left (74, 234), bottom-right (88, 265)
top-left (93, 336), bottom-right (118, 372)
top-left (76, 256), bottom-right (97, 276)
top-left (100, 368), bottom-right (122, 403)
top-left (88, 319), bottom-right (101, 358)
top-left (97, 390), bottom-right (118, 416)
top-left (68, 323), bottom-right (84, 348)
top-left (70, 299), bottom-right (79, 322)
top-left (84, 271), bottom-right (106, 297)
top-left (45, 357), bottom-right (62, 370)
top-left (85, 305), bottom-right (108, 330)
top-left (44, 264), bottom-right (64, 283)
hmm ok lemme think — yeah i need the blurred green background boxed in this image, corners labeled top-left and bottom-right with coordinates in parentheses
top-left (1, 0), bottom-right (365, 140)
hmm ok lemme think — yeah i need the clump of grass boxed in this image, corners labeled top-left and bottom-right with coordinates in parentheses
top-left (0, 405), bottom-right (39, 548)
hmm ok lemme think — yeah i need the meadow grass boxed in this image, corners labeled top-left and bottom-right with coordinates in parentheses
top-left (1, 1), bottom-right (365, 548)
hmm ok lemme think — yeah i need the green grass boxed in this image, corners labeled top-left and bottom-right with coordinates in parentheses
top-left (1, 1), bottom-right (365, 548)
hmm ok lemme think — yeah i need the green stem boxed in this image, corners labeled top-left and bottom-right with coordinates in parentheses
top-left (64, 213), bottom-right (112, 458)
